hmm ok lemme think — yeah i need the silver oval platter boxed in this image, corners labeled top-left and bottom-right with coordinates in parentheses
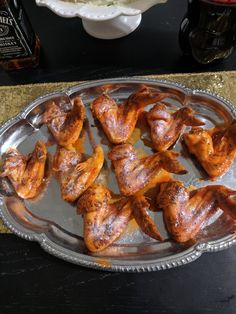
top-left (0, 78), bottom-right (236, 272)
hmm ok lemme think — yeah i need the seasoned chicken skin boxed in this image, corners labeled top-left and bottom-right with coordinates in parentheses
top-left (108, 143), bottom-right (186, 196)
top-left (77, 184), bottom-right (133, 252)
top-left (91, 86), bottom-right (169, 144)
top-left (0, 141), bottom-right (47, 199)
top-left (132, 196), bottom-right (163, 241)
top-left (147, 104), bottom-right (204, 151)
top-left (156, 181), bottom-right (236, 242)
top-left (43, 96), bottom-right (85, 147)
top-left (183, 122), bottom-right (236, 178)
top-left (53, 145), bottom-right (104, 202)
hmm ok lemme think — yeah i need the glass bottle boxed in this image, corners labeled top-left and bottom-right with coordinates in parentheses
top-left (0, 0), bottom-right (40, 70)
top-left (179, 0), bottom-right (236, 64)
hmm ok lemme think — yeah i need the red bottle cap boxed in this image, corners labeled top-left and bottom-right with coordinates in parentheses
top-left (211, 0), bottom-right (236, 3)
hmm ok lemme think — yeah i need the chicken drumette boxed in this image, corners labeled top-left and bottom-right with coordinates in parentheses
top-left (43, 96), bottom-right (85, 147)
top-left (91, 86), bottom-right (169, 144)
top-left (183, 122), bottom-right (236, 178)
top-left (156, 181), bottom-right (236, 242)
top-left (0, 141), bottom-right (47, 199)
top-left (147, 103), bottom-right (204, 151)
top-left (53, 145), bottom-right (104, 202)
top-left (108, 143), bottom-right (186, 196)
top-left (77, 184), bottom-right (133, 252)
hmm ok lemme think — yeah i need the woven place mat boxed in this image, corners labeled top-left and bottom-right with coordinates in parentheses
top-left (1, 71), bottom-right (236, 234)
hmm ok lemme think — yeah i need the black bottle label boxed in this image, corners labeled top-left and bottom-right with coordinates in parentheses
top-left (0, 7), bottom-right (33, 60)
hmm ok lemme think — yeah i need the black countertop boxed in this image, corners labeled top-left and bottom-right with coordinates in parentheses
top-left (1, 1), bottom-right (236, 313)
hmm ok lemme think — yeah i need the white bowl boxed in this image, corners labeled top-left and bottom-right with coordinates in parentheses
top-left (36, 0), bottom-right (167, 39)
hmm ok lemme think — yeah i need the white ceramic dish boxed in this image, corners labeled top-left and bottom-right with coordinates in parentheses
top-left (35, 0), bottom-right (168, 39)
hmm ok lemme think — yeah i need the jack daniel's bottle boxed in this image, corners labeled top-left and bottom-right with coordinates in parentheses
top-left (0, 0), bottom-right (40, 70)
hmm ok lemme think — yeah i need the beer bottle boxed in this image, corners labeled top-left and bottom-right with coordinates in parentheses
top-left (179, 0), bottom-right (236, 64)
top-left (0, 0), bottom-right (40, 70)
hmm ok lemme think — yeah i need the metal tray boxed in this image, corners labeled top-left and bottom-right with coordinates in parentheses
top-left (0, 78), bottom-right (236, 272)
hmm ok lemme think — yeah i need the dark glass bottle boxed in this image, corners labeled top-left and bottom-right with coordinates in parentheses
top-left (0, 0), bottom-right (40, 70)
top-left (179, 0), bottom-right (236, 64)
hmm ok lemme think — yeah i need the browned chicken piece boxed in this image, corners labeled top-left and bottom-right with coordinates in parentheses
top-left (108, 143), bottom-right (187, 196)
top-left (91, 86), bottom-right (169, 144)
top-left (156, 181), bottom-right (236, 243)
top-left (183, 122), bottom-right (236, 178)
top-left (43, 96), bottom-right (85, 147)
top-left (132, 195), bottom-right (163, 241)
top-left (0, 141), bottom-right (47, 199)
top-left (53, 145), bottom-right (104, 202)
top-left (147, 103), bottom-right (204, 151)
top-left (77, 184), bottom-right (133, 252)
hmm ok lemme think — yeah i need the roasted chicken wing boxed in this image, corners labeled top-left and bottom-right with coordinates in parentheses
top-left (156, 181), bottom-right (236, 242)
top-left (0, 141), bottom-right (47, 199)
top-left (91, 86), bottom-right (169, 144)
top-left (77, 184), bottom-right (133, 252)
top-left (108, 143), bottom-right (186, 196)
top-left (132, 195), bottom-right (163, 241)
top-left (183, 122), bottom-right (236, 178)
top-left (53, 145), bottom-right (104, 202)
top-left (147, 104), bottom-right (204, 151)
top-left (43, 96), bottom-right (85, 147)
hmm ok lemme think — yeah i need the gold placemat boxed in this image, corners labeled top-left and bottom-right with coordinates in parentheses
top-left (1, 71), bottom-right (236, 234)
